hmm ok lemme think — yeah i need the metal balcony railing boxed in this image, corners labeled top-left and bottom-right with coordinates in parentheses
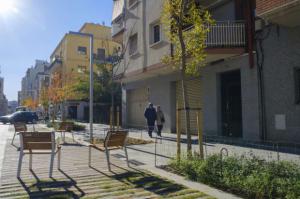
top-left (205, 21), bottom-right (246, 47)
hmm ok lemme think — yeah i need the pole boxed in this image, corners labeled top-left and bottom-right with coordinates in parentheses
top-left (117, 106), bottom-right (120, 130)
top-left (176, 102), bottom-right (181, 160)
top-left (89, 36), bottom-right (94, 143)
top-left (111, 63), bottom-right (115, 131)
top-left (110, 106), bottom-right (113, 130)
top-left (197, 111), bottom-right (204, 159)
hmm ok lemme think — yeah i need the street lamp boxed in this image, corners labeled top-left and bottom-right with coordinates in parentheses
top-left (69, 31), bottom-right (94, 143)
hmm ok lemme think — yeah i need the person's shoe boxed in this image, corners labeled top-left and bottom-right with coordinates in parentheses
top-left (148, 134), bottom-right (152, 138)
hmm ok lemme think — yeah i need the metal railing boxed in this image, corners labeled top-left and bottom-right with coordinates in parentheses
top-left (206, 21), bottom-right (246, 47)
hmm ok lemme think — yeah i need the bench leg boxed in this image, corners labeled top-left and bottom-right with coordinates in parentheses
top-left (29, 153), bottom-right (32, 170)
top-left (57, 148), bottom-right (61, 170)
top-left (17, 152), bottom-right (23, 178)
top-left (88, 146), bottom-right (92, 167)
top-left (11, 131), bottom-right (16, 145)
top-left (49, 153), bottom-right (55, 178)
top-left (124, 147), bottom-right (130, 167)
top-left (105, 149), bottom-right (111, 172)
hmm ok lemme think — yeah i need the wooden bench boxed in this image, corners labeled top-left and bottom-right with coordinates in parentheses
top-left (12, 122), bottom-right (27, 145)
top-left (17, 131), bottom-right (61, 178)
top-left (89, 130), bottom-right (129, 171)
top-left (56, 121), bottom-right (74, 143)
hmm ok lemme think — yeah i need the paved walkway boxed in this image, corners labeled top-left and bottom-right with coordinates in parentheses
top-left (0, 123), bottom-right (242, 199)
top-left (0, 126), bottom-right (213, 199)
top-left (69, 123), bottom-right (300, 165)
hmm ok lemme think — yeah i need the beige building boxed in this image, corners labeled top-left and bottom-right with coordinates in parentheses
top-left (113, 0), bottom-right (300, 144)
top-left (49, 23), bottom-right (120, 120)
top-left (112, 0), bottom-right (257, 139)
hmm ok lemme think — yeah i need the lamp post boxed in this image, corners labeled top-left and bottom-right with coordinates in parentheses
top-left (69, 31), bottom-right (94, 142)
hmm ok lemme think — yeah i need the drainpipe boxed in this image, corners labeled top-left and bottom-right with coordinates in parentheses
top-left (142, 0), bottom-right (148, 72)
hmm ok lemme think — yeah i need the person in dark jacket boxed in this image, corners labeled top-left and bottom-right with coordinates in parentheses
top-left (156, 105), bottom-right (165, 137)
top-left (144, 103), bottom-right (156, 138)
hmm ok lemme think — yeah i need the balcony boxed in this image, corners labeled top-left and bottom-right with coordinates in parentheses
top-left (120, 21), bottom-right (246, 83)
top-left (48, 57), bottom-right (63, 74)
top-left (205, 21), bottom-right (246, 48)
top-left (112, 17), bottom-right (125, 43)
top-left (204, 21), bottom-right (246, 63)
top-left (257, 0), bottom-right (300, 27)
top-left (112, 0), bottom-right (125, 43)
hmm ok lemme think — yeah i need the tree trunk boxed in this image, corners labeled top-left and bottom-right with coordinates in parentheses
top-left (181, 70), bottom-right (192, 154)
top-left (178, 0), bottom-right (192, 154)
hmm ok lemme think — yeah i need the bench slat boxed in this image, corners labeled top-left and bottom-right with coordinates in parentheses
top-left (24, 142), bottom-right (52, 150)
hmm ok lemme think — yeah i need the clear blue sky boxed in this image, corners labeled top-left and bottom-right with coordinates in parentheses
top-left (0, 0), bottom-right (113, 101)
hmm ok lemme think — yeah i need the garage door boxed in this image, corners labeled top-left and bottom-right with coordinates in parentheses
top-left (176, 78), bottom-right (203, 135)
top-left (127, 87), bottom-right (148, 128)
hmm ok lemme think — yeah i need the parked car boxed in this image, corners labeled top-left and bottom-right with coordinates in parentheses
top-left (15, 106), bottom-right (28, 112)
top-left (0, 111), bottom-right (38, 124)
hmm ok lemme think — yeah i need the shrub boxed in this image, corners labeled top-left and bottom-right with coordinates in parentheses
top-left (169, 154), bottom-right (300, 199)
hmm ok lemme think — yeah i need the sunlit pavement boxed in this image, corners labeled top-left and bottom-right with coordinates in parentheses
top-left (0, 124), bottom-right (217, 199)
top-left (0, 124), bottom-right (11, 183)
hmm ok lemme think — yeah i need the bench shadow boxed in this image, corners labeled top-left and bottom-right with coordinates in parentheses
top-left (89, 164), bottom-right (186, 197)
top-left (17, 170), bottom-right (85, 199)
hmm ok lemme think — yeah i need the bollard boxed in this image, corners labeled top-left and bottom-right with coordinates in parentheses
top-left (176, 102), bottom-right (181, 160)
top-left (196, 111), bottom-right (204, 159)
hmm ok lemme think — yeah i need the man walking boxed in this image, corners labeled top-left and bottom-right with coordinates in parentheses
top-left (156, 105), bottom-right (165, 137)
top-left (144, 103), bottom-right (156, 138)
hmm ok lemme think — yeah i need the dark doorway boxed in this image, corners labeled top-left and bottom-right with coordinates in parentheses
top-left (68, 106), bottom-right (78, 120)
top-left (221, 70), bottom-right (243, 137)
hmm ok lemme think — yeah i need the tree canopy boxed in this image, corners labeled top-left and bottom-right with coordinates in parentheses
top-left (161, 0), bottom-right (214, 74)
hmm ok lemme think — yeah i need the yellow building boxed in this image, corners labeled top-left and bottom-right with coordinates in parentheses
top-left (48, 23), bottom-right (120, 120)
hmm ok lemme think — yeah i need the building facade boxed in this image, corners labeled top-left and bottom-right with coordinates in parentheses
top-left (49, 23), bottom-right (120, 121)
top-left (19, 60), bottom-right (50, 105)
top-left (255, 0), bottom-right (300, 142)
top-left (0, 77), bottom-right (8, 116)
top-left (112, 0), bottom-right (300, 143)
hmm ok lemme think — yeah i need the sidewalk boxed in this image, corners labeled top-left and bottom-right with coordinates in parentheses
top-left (35, 123), bottom-right (242, 199)
top-left (0, 124), bottom-right (216, 199)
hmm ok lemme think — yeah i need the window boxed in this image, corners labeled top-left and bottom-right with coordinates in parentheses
top-left (129, 34), bottom-right (138, 56)
top-left (78, 65), bottom-right (87, 73)
top-left (151, 24), bottom-right (161, 44)
top-left (128, 0), bottom-right (137, 8)
top-left (77, 46), bottom-right (87, 55)
top-left (96, 48), bottom-right (106, 61)
top-left (295, 68), bottom-right (300, 104)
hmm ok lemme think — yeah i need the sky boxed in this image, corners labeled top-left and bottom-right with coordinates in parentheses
top-left (0, 0), bottom-right (113, 101)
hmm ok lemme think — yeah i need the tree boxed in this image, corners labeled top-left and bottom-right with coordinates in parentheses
top-left (70, 63), bottom-right (121, 105)
top-left (39, 85), bottom-right (50, 117)
top-left (22, 97), bottom-right (38, 110)
top-left (161, 0), bottom-right (213, 154)
top-left (48, 71), bottom-right (65, 121)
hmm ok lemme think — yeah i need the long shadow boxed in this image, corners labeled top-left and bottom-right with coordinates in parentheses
top-left (58, 169), bottom-right (85, 198)
top-left (89, 165), bottom-right (186, 197)
top-left (16, 170), bottom-right (83, 199)
top-left (18, 177), bottom-right (75, 199)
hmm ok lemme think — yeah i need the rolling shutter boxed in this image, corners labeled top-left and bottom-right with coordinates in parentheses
top-left (127, 87), bottom-right (148, 128)
top-left (176, 78), bottom-right (203, 135)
